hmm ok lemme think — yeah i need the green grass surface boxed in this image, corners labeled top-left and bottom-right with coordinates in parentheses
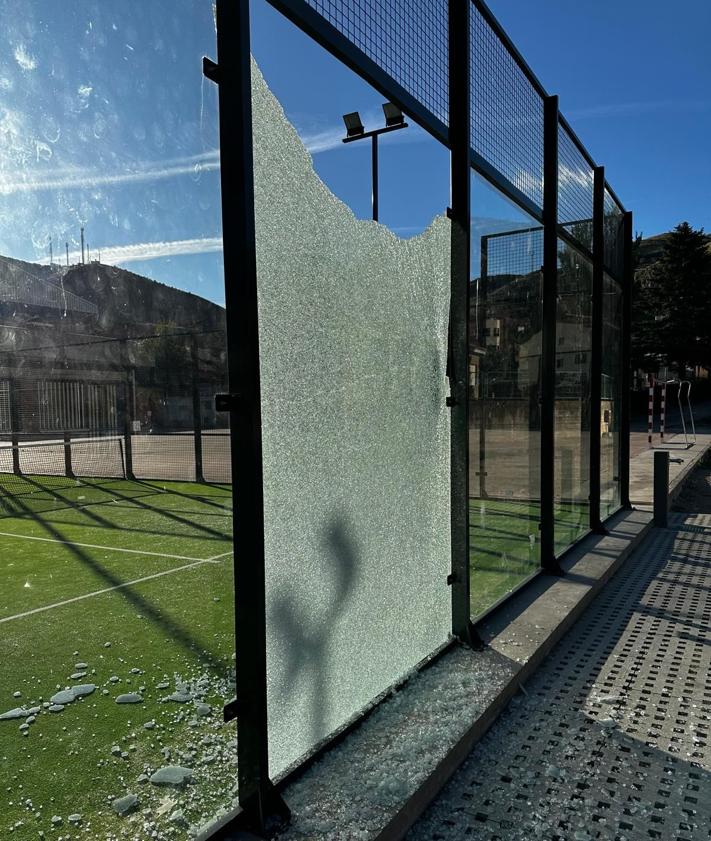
top-left (470, 497), bottom-right (589, 618)
top-left (0, 473), bottom-right (597, 837)
top-left (0, 476), bottom-right (236, 840)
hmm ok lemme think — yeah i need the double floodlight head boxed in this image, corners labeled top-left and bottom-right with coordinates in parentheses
top-left (342, 102), bottom-right (406, 141)
top-left (382, 101), bottom-right (404, 127)
top-left (342, 111), bottom-right (364, 138)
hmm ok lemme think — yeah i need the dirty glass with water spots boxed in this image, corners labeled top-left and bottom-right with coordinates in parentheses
top-left (0, 3), bottom-right (237, 838)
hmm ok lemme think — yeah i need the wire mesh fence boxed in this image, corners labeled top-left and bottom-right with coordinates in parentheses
top-left (303, 0), bottom-right (449, 126)
top-left (558, 123), bottom-right (594, 252)
top-left (470, 2), bottom-right (544, 209)
top-left (0, 329), bottom-right (230, 487)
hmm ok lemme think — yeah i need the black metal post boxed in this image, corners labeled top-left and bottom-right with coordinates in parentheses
top-left (478, 238), bottom-right (488, 499)
top-left (119, 341), bottom-right (135, 480)
top-left (191, 335), bottom-right (205, 483)
top-left (540, 96), bottom-right (561, 573)
top-left (589, 166), bottom-right (604, 532)
top-left (371, 133), bottom-right (379, 222)
top-left (620, 211), bottom-right (633, 508)
top-left (121, 380), bottom-right (134, 481)
top-left (212, 0), bottom-right (289, 829)
top-left (64, 430), bottom-right (74, 478)
top-left (9, 377), bottom-right (21, 476)
top-left (653, 450), bottom-right (669, 527)
top-left (448, 0), bottom-right (479, 646)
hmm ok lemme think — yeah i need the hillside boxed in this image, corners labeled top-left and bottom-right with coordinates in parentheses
top-left (0, 254), bottom-right (225, 335)
top-left (0, 254), bottom-right (226, 373)
top-left (637, 230), bottom-right (711, 269)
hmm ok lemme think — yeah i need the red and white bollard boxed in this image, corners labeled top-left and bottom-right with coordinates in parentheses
top-left (660, 381), bottom-right (667, 442)
top-left (648, 375), bottom-right (655, 447)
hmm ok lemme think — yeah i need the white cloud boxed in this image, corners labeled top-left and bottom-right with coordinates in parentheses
top-left (301, 126), bottom-right (346, 155)
top-left (63, 236), bottom-right (223, 265)
top-left (298, 110), bottom-right (428, 155)
top-left (0, 149), bottom-right (220, 195)
top-left (14, 45), bottom-right (37, 71)
top-left (567, 99), bottom-right (711, 120)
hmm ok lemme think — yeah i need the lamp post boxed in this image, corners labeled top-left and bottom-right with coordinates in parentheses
top-left (342, 102), bottom-right (408, 222)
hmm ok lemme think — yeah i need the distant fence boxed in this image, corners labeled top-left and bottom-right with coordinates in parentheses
top-left (0, 329), bottom-right (231, 485)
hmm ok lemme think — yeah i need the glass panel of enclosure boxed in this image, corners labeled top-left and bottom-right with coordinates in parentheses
top-left (250, 31), bottom-right (452, 776)
top-left (0, 4), bottom-right (236, 837)
top-left (554, 240), bottom-right (593, 554)
top-left (469, 174), bottom-right (543, 619)
top-left (601, 274), bottom-right (623, 518)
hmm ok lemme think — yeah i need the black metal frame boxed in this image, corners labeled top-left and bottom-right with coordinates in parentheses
top-left (589, 166), bottom-right (605, 532)
top-left (540, 95), bottom-right (560, 572)
top-left (209, 0), bottom-right (631, 833)
top-left (448, 0), bottom-right (479, 647)
top-left (620, 211), bottom-right (633, 508)
top-left (210, 0), bottom-right (290, 833)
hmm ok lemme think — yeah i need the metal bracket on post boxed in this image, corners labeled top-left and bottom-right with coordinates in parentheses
top-left (215, 392), bottom-right (241, 413)
top-left (202, 56), bottom-right (221, 84)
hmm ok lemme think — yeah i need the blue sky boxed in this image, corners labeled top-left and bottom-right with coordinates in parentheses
top-left (1, 1), bottom-right (707, 306)
top-left (251, 0), bottom-right (711, 243)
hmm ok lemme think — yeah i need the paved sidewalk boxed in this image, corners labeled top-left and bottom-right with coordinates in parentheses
top-left (629, 432), bottom-right (711, 508)
top-left (408, 511), bottom-right (711, 841)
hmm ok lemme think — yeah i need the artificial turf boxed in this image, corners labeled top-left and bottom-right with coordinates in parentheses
top-left (0, 476), bottom-right (236, 840)
top-left (469, 497), bottom-right (590, 618)
top-left (0, 474), bottom-right (595, 838)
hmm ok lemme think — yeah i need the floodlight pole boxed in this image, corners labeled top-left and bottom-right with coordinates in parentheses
top-left (371, 133), bottom-right (378, 221)
top-left (342, 121), bottom-right (407, 222)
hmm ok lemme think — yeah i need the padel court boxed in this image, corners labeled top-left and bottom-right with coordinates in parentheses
top-left (0, 470), bottom-right (236, 835)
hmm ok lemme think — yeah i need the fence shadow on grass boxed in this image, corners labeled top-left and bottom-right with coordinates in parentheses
top-left (2, 474), bottom-right (231, 544)
top-left (0, 484), bottom-right (229, 675)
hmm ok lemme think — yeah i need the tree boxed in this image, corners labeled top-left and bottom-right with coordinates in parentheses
top-left (633, 222), bottom-right (711, 376)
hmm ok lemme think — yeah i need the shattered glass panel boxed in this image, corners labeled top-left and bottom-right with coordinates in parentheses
top-left (251, 61), bottom-right (452, 777)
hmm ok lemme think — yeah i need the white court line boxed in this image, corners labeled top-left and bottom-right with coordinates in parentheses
top-left (0, 555), bottom-right (232, 624)
top-left (205, 550), bottom-right (234, 562)
top-left (0, 529), bottom-right (231, 563)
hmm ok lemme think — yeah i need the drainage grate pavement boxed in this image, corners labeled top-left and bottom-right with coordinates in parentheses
top-left (407, 512), bottom-right (711, 841)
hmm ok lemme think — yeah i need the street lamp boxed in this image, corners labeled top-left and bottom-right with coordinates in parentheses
top-left (342, 102), bottom-right (408, 222)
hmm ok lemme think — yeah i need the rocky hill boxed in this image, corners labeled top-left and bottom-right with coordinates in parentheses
top-left (0, 254), bottom-right (226, 374)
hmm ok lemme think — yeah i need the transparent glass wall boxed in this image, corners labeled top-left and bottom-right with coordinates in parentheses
top-left (601, 274), bottom-right (623, 518)
top-left (250, 58), bottom-right (452, 774)
top-left (469, 174), bottom-right (543, 618)
top-left (0, 3), bottom-right (237, 837)
top-left (554, 240), bottom-right (592, 554)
